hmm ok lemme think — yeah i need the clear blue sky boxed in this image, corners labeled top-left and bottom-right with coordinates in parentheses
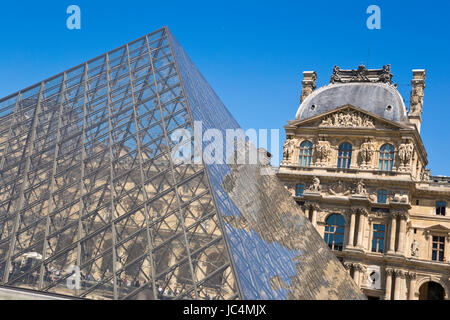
top-left (1, 1), bottom-right (449, 174)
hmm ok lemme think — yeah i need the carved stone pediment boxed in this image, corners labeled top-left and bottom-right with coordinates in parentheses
top-left (288, 105), bottom-right (406, 131)
top-left (319, 110), bottom-right (375, 128)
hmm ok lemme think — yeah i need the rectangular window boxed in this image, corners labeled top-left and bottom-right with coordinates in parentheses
top-left (377, 190), bottom-right (387, 204)
top-left (431, 236), bottom-right (445, 261)
top-left (436, 201), bottom-right (446, 216)
top-left (295, 184), bottom-right (304, 197)
top-left (371, 224), bottom-right (385, 253)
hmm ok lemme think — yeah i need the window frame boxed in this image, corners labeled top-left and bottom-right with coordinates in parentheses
top-left (324, 214), bottom-right (346, 251)
top-left (371, 223), bottom-right (385, 253)
top-left (295, 183), bottom-right (304, 197)
top-left (436, 201), bottom-right (446, 216)
top-left (379, 143), bottom-right (395, 171)
top-left (431, 235), bottom-right (445, 262)
top-left (298, 140), bottom-right (313, 168)
top-left (337, 142), bottom-right (352, 169)
top-left (377, 189), bottom-right (387, 204)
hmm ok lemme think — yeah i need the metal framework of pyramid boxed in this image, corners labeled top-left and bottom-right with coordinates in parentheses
top-left (0, 27), bottom-right (364, 300)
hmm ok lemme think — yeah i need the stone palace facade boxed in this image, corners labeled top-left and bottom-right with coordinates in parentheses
top-left (278, 65), bottom-right (450, 300)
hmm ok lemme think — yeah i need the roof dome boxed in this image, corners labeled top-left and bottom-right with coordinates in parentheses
top-left (295, 82), bottom-right (408, 123)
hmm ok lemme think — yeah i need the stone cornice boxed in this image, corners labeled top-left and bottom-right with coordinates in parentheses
top-left (338, 249), bottom-right (450, 273)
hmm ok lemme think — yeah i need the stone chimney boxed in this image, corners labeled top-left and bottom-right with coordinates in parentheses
top-left (300, 71), bottom-right (317, 103)
top-left (408, 69), bottom-right (426, 133)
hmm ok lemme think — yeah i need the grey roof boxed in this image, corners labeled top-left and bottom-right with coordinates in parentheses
top-left (295, 82), bottom-right (409, 123)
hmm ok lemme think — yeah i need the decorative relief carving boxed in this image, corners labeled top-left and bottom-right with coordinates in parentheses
top-left (398, 141), bottom-right (414, 171)
top-left (314, 140), bottom-right (331, 166)
top-left (409, 70), bottom-right (426, 116)
top-left (353, 180), bottom-right (368, 197)
top-left (411, 239), bottom-right (419, 257)
top-left (282, 137), bottom-right (297, 165)
top-left (328, 180), bottom-right (350, 196)
top-left (319, 110), bottom-right (375, 128)
top-left (303, 202), bottom-right (320, 211)
top-left (330, 64), bottom-right (393, 84)
top-left (406, 272), bottom-right (417, 280)
top-left (353, 263), bottom-right (364, 272)
top-left (359, 139), bottom-right (375, 168)
top-left (391, 193), bottom-right (409, 204)
top-left (307, 176), bottom-right (321, 192)
top-left (385, 268), bottom-right (394, 276)
top-left (394, 269), bottom-right (405, 278)
top-left (391, 209), bottom-right (407, 219)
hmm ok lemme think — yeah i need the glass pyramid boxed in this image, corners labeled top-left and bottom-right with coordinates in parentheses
top-left (0, 27), bottom-right (364, 300)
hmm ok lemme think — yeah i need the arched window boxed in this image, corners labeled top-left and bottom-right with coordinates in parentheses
top-left (379, 144), bottom-right (394, 171)
top-left (324, 214), bottom-right (345, 251)
top-left (337, 142), bottom-right (352, 169)
top-left (299, 140), bottom-right (313, 167)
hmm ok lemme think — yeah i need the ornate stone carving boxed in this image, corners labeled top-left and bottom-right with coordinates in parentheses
top-left (392, 209), bottom-right (407, 219)
top-left (391, 193), bottom-right (409, 204)
top-left (314, 140), bottom-right (331, 166)
top-left (330, 64), bottom-right (393, 84)
top-left (308, 176), bottom-right (321, 192)
top-left (353, 263), bottom-right (363, 272)
top-left (394, 269), bottom-right (405, 278)
top-left (282, 137), bottom-right (296, 164)
top-left (409, 70), bottom-right (426, 116)
top-left (319, 110), bottom-right (375, 128)
top-left (359, 139), bottom-right (375, 168)
top-left (385, 268), bottom-right (394, 276)
top-left (353, 180), bottom-right (368, 197)
top-left (303, 201), bottom-right (320, 211)
top-left (343, 262), bottom-right (353, 271)
top-left (328, 180), bottom-right (350, 196)
top-left (411, 239), bottom-right (419, 257)
top-left (406, 272), bottom-right (417, 280)
top-left (421, 169), bottom-right (431, 181)
top-left (398, 141), bottom-right (414, 170)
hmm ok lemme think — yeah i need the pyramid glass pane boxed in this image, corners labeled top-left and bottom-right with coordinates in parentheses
top-left (0, 27), bottom-right (364, 300)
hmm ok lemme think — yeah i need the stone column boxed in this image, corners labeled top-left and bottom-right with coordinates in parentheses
top-left (347, 209), bottom-right (356, 248)
top-left (343, 262), bottom-right (352, 275)
top-left (407, 272), bottom-right (417, 300)
top-left (388, 213), bottom-right (397, 254)
top-left (384, 268), bottom-right (393, 300)
top-left (353, 263), bottom-right (361, 286)
top-left (397, 213), bottom-right (407, 255)
top-left (356, 210), bottom-right (367, 249)
top-left (311, 204), bottom-right (319, 228)
top-left (394, 270), bottom-right (405, 300)
top-left (445, 234), bottom-right (450, 263)
top-left (367, 217), bottom-right (374, 251)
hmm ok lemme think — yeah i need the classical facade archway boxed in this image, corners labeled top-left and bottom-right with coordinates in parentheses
top-left (418, 281), bottom-right (446, 300)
